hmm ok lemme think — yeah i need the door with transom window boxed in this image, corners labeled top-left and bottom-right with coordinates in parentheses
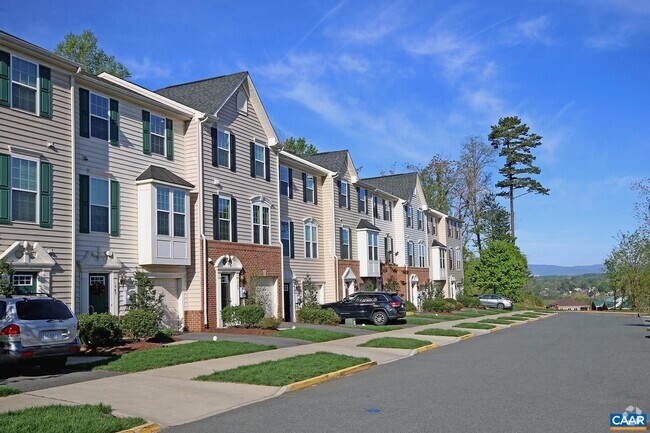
top-left (13, 273), bottom-right (37, 295)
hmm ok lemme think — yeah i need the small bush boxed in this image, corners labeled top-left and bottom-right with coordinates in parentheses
top-left (422, 299), bottom-right (454, 313)
top-left (152, 328), bottom-right (175, 342)
top-left (404, 301), bottom-right (417, 312)
top-left (446, 298), bottom-right (464, 310)
top-left (297, 307), bottom-right (341, 326)
top-left (457, 294), bottom-right (481, 308)
top-left (78, 313), bottom-right (122, 349)
top-left (257, 316), bottom-right (281, 329)
top-left (121, 309), bottom-right (159, 341)
top-left (222, 304), bottom-right (265, 328)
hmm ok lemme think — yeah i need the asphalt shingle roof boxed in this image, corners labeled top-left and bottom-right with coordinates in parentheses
top-left (431, 239), bottom-right (446, 247)
top-left (302, 151), bottom-right (349, 174)
top-left (155, 72), bottom-right (248, 114)
top-left (136, 166), bottom-right (194, 188)
top-left (362, 172), bottom-right (419, 201)
top-left (357, 219), bottom-right (380, 231)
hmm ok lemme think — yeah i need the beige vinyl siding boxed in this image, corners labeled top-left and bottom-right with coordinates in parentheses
top-left (203, 84), bottom-right (279, 246)
top-left (184, 121), bottom-right (202, 311)
top-left (402, 190), bottom-right (428, 268)
top-left (334, 174), bottom-right (361, 260)
top-left (320, 175), bottom-right (337, 302)
top-left (370, 191), bottom-right (396, 263)
top-left (75, 83), bottom-right (189, 314)
top-left (0, 63), bottom-right (73, 305)
top-left (280, 164), bottom-right (326, 282)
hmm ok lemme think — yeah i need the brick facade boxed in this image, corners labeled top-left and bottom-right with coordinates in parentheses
top-left (338, 259), bottom-right (362, 299)
top-left (381, 263), bottom-right (430, 300)
top-left (203, 241), bottom-right (282, 330)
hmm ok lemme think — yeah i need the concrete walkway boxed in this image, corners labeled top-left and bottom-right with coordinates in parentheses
top-left (0, 311), bottom-right (554, 428)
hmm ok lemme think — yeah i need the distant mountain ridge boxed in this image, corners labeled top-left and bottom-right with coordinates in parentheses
top-left (529, 264), bottom-right (604, 276)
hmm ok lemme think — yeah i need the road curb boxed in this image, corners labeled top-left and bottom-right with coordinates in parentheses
top-left (410, 342), bottom-right (438, 356)
top-left (459, 333), bottom-right (475, 340)
top-left (116, 422), bottom-right (160, 433)
top-left (284, 361), bottom-right (377, 392)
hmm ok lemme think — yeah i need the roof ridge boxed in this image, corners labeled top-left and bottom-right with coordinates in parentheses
top-left (363, 172), bottom-right (418, 180)
top-left (156, 71), bottom-right (248, 91)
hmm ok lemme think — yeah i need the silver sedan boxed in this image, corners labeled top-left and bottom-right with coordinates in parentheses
top-left (478, 294), bottom-right (513, 310)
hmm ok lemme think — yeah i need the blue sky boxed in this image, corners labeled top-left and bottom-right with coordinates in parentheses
top-left (2, 0), bottom-right (649, 266)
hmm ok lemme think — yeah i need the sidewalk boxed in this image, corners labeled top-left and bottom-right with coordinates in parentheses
top-left (0, 311), bottom-right (553, 428)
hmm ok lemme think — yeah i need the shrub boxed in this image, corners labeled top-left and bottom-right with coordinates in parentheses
top-left (129, 271), bottom-right (165, 324)
top-left (257, 316), bottom-right (281, 329)
top-left (404, 301), bottom-right (418, 313)
top-left (222, 304), bottom-right (265, 328)
top-left (121, 309), bottom-right (159, 341)
top-left (301, 275), bottom-right (320, 308)
top-left (78, 313), bottom-right (122, 349)
top-left (422, 299), bottom-right (454, 313)
top-left (446, 298), bottom-right (464, 310)
top-left (297, 307), bottom-right (341, 326)
top-left (457, 294), bottom-right (482, 308)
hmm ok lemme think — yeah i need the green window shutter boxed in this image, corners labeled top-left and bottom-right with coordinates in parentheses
top-left (110, 180), bottom-right (120, 237)
top-left (0, 51), bottom-right (9, 107)
top-left (39, 162), bottom-right (52, 228)
top-left (142, 110), bottom-right (151, 154)
top-left (0, 154), bottom-right (9, 224)
top-left (109, 98), bottom-right (119, 146)
top-left (79, 88), bottom-right (90, 138)
top-left (79, 174), bottom-right (89, 233)
top-left (165, 118), bottom-right (173, 160)
top-left (39, 65), bottom-right (52, 118)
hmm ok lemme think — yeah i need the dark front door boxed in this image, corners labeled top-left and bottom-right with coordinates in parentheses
top-left (12, 273), bottom-right (38, 295)
top-left (220, 274), bottom-right (231, 309)
top-left (283, 283), bottom-right (292, 322)
top-left (89, 273), bottom-right (109, 314)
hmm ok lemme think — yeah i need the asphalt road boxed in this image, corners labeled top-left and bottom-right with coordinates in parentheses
top-left (165, 313), bottom-right (650, 433)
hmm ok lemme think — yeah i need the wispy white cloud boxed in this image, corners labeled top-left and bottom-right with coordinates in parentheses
top-left (123, 57), bottom-right (171, 80)
top-left (329, 1), bottom-right (403, 45)
top-left (336, 53), bottom-right (369, 73)
top-left (405, 31), bottom-right (480, 77)
top-left (514, 16), bottom-right (552, 44)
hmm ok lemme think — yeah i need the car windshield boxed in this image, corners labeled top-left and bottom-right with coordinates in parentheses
top-left (16, 299), bottom-right (73, 320)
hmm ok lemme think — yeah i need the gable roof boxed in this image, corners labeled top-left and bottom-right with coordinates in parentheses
top-left (155, 72), bottom-right (248, 115)
top-left (136, 166), bottom-right (194, 189)
top-left (362, 172), bottom-right (419, 201)
top-left (431, 239), bottom-right (446, 247)
top-left (302, 151), bottom-right (350, 175)
top-left (357, 219), bottom-right (380, 231)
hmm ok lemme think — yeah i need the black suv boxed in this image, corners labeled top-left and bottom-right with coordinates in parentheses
top-left (322, 291), bottom-right (406, 325)
top-left (0, 295), bottom-right (80, 372)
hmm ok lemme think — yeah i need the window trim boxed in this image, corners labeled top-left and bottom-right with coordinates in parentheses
top-left (215, 129), bottom-right (231, 168)
top-left (149, 112), bottom-right (167, 156)
top-left (89, 176), bottom-right (110, 233)
top-left (368, 231), bottom-right (378, 261)
top-left (456, 247), bottom-right (462, 269)
top-left (340, 180), bottom-right (348, 208)
top-left (419, 242), bottom-right (426, 267)
top-left (279, 165), bottom-right (290, 196)
top-left (156, 185), bottom-right (171, 236)
top-left (217, 195), bottom-right (232, 242)
top-left (407, 241), bottom-right (414, 267)
top-left (341, 227), bottom-right (350, 260)
top-left (304, 222), bottom-right (319, 259)
top-left (417, 209), bottom-right (423, 230)
top-left (236, 90), bottom-right (248, 114)
top-left (9, 54), bottom-right (39, 115)
top-left (305, 175), bottom-right (315, 203)
top-left (439, 248), bottom-right (446, 269)
top-left (406, 205), bottom-right (412, 228)
top-left (281, 220), bottom-right (291, 257)
top-left (89, 91), bottom-right (110, 141)
top-left (252, 202), bottom-right (271, 245)
top-left (358, 187), bottom-right (366, 213)
top-left (10, 155), bottom-right (39, 224)
top-left (172, 189), bottom-right (186, 238)
top-left (254, 143), bottom-right (266, 178)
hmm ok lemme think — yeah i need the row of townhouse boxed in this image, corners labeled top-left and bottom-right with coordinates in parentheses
top-left (0, 31), bottom-right (463, 331)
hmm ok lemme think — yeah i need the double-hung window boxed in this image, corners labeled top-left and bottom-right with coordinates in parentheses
top-left (407, 241), bottom-right (414, 267)
top-left (90, 93), bottom-right (109, 141)
top-left (11, 157), bottom-right (38, 223)
top-left (384, 236), bottom-right (394, 263)
top-left (358, 188), bottom-right (366, 213)
top-left (254, 144), bottom-right (265, 177)
top-left (216, 129), bottom-right (231, 168)
top-left (341, 227), bottom-right (350, 259)
top-left (456, 247), bottom-right (462, 269)
top-left (281, 221), bottom-right (290, 257)
top-left (340, 181), bottom-right (348, 208)
top-left (449, 249), bottom-right (454, 270)
top-left (373, 196), bottom-right (379, 219)
top-left (417, 210), bottom-right (423, 230)
top-left (150, 113), bottom-right (166, 156)
top-left (383, 199), bottom-right (391, 221)
top-left (173, 190), bottom-right (185, 237)
top-left (406, 205), bottom-right (412, 228)
top-left (90, 178), bottom-right (109, 233)
top-left (439, 248), bottom-right (446, 269)
top-left (156, 187), bottom-right (170, 236)
top-left (217, 197), bottom-right (231, 241)
top-left (305, 223), bottom-right (318, 258)
top-left (253, 204), bottom-right (270, 245)
top-left (368, 232), bottom-right (378, 261)
top-left (419, 243), bottom-right (426, 267)
top-left (305, 175), bottom-right (314, 202)
top-left (11, 56), bottom-right (38, 114)
top-left (280, 166), bottom-right (289, 196)
top-left (156, 188), bottom-right (186, 237)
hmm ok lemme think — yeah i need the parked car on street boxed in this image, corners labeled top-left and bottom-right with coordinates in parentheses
top-left (322, 291), bottom-right (406, 325)
top-left (0, 295), bottom-right (80, 372)
top-left (478, 294), bottom-right (513, 310)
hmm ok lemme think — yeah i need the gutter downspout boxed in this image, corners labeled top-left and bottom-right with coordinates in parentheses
top-left (197, 115), bottom-right (209, 328)
top-left (70, 68), bottom-right (80, 313)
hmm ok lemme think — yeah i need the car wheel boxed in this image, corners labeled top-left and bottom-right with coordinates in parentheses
top-left (40, 356), bottom-right (67, 374)
top-left (497, 303), bottom-right (505, 309)
top-left (371, 311), bottom-right (388, 326)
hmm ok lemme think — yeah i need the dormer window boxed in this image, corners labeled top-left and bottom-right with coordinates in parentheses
top-left (237, 91), bottom-right (248, 114)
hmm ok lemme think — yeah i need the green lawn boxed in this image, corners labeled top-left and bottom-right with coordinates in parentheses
top-left (276, 328), bottom-right (353, 342)
top-left (195, 352), bottom-right (370, 386)
top-left (479, 318), bottom-right (516, 325)
top-left (352, 324), bottom-right (405, 332)
top-left (415, 328), bottom-right (471, 337)
top-left (358, 337), bottom-right (431, 350)
top-left (415, 314), bottom-right (464, 321)
top-left (0, 404), bottom-right (144, 433)
top-left (453, 322), bottom-right (497, 330)
top-left (95, 341), bottom-right (275, 373)
top-left (501, 315), bottom-right (530, 321)
top-left (406, 317), bottom-right (440, 326)
top-left (0, 386), bottom-right (20, 397)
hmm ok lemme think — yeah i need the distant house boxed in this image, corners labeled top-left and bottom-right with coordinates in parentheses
top-left (604, 297), bottom-right (631, 309)
top-left (591, 300), bottom-right (608, 311)
top-left (555, 298), bottom-right (591, 311)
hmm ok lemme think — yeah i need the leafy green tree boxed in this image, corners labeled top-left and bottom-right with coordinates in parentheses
top-left (129, 271), bottom-right (165, 324)
top-left (480, 193), bottom-right (512, 244)
top-left (604, 230), bottom-right (650, 311)
top-left (0, 259), bottom-right (15, 296)
top-left (301, 275), bottom-right (319, 308)
top-left (283, 137), bottom-right (318, 156)
top-left (466, 240), bottom-right (530, 301)
top-left (408, 154), bottom-right (459, 215)
top-left (488, 116), bottom-right (549, 239)
top-left (55, 30), bottom-right (131, 78)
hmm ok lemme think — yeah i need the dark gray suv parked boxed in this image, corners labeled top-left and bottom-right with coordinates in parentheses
top-left (322, 291), bottom-right (406, 325)
top-left (0, 295), bottom-right (80, 372)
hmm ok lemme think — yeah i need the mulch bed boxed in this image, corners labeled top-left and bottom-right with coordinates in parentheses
top-left (81, 337), bottom-right (181, 357)
top-left (197, 327), bottom-right (279, 336)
